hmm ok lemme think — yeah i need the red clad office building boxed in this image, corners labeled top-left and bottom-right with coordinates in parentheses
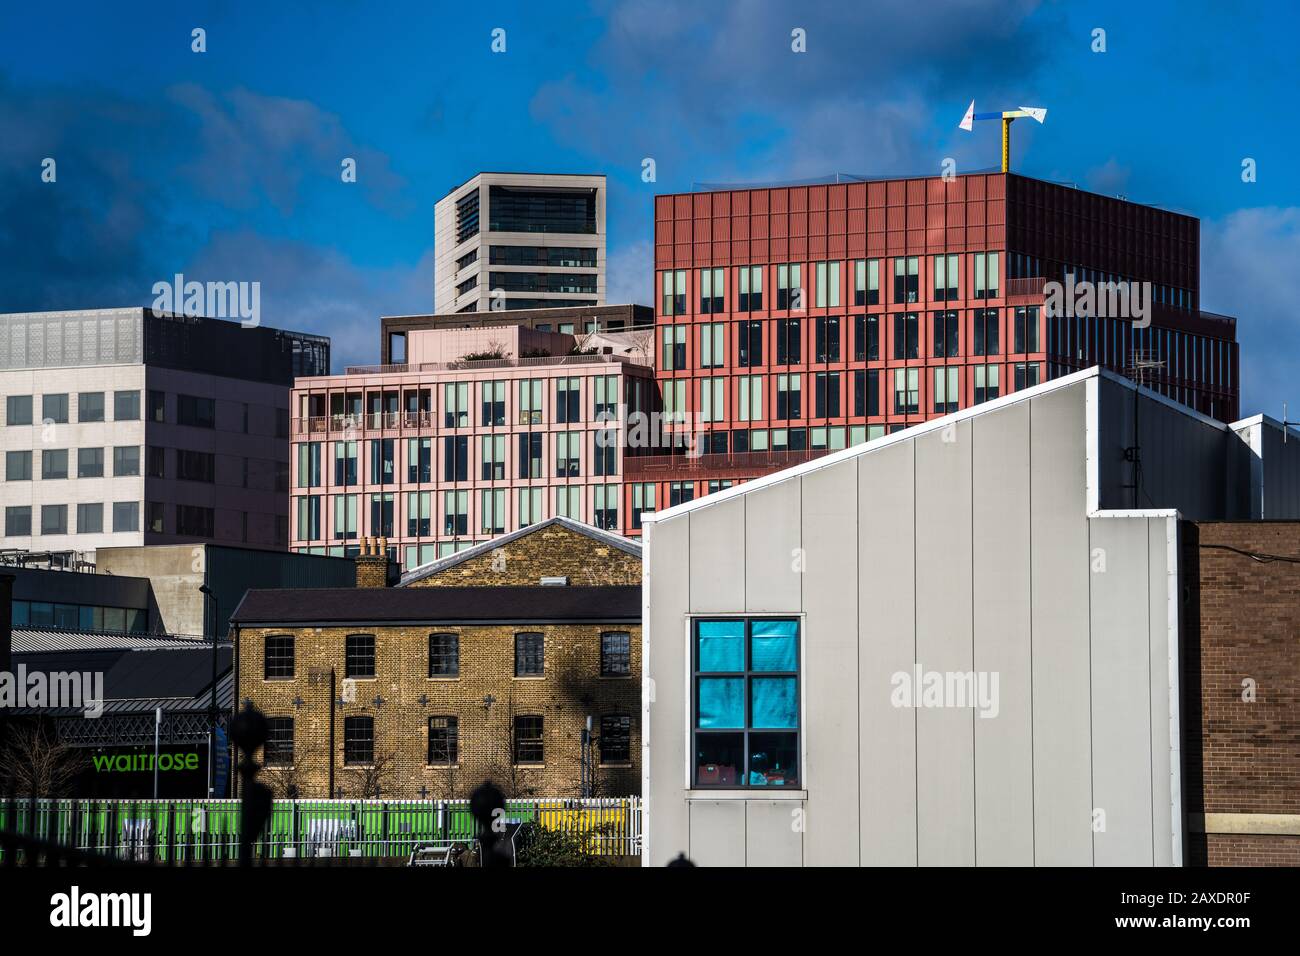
top-left (624, 172), bottom-right (1239, 519)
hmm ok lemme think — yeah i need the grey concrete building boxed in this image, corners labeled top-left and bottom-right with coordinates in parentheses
top-left (0, 309), bottom-right (330, 558)
top-left (641, 366), bottom-right (1300, 867)
top-left (433, 173), bottom-right (606, 314)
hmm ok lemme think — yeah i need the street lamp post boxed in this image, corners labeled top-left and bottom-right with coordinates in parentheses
top-left (199, 585), bottom-right (220, 797)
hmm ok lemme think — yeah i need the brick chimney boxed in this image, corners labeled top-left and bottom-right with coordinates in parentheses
top-left (355, 537), bottom-right (392, 588)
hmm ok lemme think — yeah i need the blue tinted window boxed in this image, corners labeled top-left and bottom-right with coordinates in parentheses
top-left (697, 677), bottom-right (744, 728)
top-left (697, 619), bottom-right (745, 671)
top-left (751, 677), bottom-right (798, 728)
top-left (751, 619), bottom-right (798, 671)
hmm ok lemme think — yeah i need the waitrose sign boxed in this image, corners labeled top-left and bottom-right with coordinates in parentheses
top-left (92, 752), bottom-right (201, 774)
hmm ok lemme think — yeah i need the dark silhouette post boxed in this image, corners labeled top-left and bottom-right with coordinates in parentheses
top-left (228, 702), bottom-right (272, 867)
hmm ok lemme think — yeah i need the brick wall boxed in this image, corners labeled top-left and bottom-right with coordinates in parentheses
top-left (1183, 521), bottom-right (1300, 865)
top-left (407, 524), bottom-right (641, 588)
top-left (237, 620), bottom-right (641, 799)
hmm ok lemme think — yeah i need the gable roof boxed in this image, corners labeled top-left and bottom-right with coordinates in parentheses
top-left (397, 516), bottom-right (641, 587)
top-left (230, 584), bottom-right (641, 627)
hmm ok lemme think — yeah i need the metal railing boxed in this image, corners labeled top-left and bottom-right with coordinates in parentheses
top-left (343, 352), bottom-right (639, 375)
top-left (0, 796), bottom-right (640, 864)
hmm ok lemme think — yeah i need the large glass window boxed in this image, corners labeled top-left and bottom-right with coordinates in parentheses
top-left (113, 390), bottom-right (140, 421)
top-left (5, 451), bottom-right (31, 481)
top-left (893, 312), bottom-right (919, 360)
top-left (343, 716), bottom-right (374, 765)
top-left (700, 267), bottom-right (725, 314)
top-left (1014, 306), bottom-right (1040, 354)
top-left (77, 392), bottom-right (105, 423)
top-left (6, 395), bottom-right (33, 426)
top-left (43, 393), bottom-right (69, 424)
top-left (429, 634), bottom-right (459, 677)
top-left (601, 631), bottom-right (632, 676)
top-left (428, 716), bottom-right (458, 765)
top-left (893, 256), bottom-right (918, 304)
top-left (264, 636), bottom-right (295, 679)
top-left (515, 632), bottom-right (544, 676)
top-left (737, 265), bottom-right (763, 311)
top-left (693, 618), bottom-right (799, 789)
top-left (345, 633), bottom-right (376, 679)
top-left (488, 184), bottom-right (596, 234)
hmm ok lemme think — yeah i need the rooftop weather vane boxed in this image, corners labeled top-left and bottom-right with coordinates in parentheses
top-left (958, 101), bottom-right (1047, 173)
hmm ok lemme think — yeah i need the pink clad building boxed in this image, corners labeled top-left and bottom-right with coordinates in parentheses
top-left (289, 324), bottom-right (657, 569)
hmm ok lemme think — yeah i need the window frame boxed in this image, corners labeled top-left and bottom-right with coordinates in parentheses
top-left (428, 633), bottom-right (460, 677)
top-left (514, 631), bottom-right (545, 677)
top-left (344, 633), bottom-right (376, 679)
top-left (263, 635), bottom-right (296, 680)
top-left (600, 631), bottom-right (632, 677)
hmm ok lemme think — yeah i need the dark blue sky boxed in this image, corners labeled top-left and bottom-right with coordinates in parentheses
top-left (1, 0), bottom-right (1297, 413)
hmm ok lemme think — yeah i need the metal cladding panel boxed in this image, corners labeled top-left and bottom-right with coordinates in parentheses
top-left (687, 496), bottom-right (745, 614)
top-left (745, 800), bottom-right (804, 866)
top-left (914, 421), bottom-right (976, 865)
top-left (643, 518), bottom-right (691, 866)
top-left (858, 439), bottom-right (918, 865)
top-left (688, 800), bottom-right (746, 866)
top-left (800, 461), bottom-right (859, 865)
top-left (1148, 517), bottom-right (1178, 866)
top-left (1029, 383), bottom-right (1095, 864)
top-left (743, 478), bottom-right (802, 613)
top-left (1088, 517), bottom-right (1157, 865)
top-left (971, 400), bottom-right (1035, 865)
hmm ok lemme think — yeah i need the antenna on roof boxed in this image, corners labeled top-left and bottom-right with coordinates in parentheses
top-left (958, 101), bottom-right (1048, 173)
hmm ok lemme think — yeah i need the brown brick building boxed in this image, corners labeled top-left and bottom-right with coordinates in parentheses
top-left (1184, 521), bottom-right (1300, 866)
top-left (230, 519), bottom-right (644, 799)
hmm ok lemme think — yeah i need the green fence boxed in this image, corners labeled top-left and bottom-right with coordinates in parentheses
top-left (0, 796), bottom-right (640, 863)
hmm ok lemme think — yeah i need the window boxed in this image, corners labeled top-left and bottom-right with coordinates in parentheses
top-left (934, 366), bottom-right (960, 414)
top-left (893, 256), bottom-right (918, 304)
top-left (974, 364), bottom-right (1001, 404)
top-left (78, 392), bottom-right (105, 423)
top-left (594, 484), bottom-right (618, 530)
top-left (854, 258), bottom-right (880, 306)
top-left (333, 441), bottom-right (358, 486)
top-left (601, 631), bottom-right (632, 677)
top-left (556, 485), bottom-right (581, 520)
top-left (547, 431), bottom-right (579, 478)
top-left (518, 487), bottom-right (543, 527)
top-left (593, 375), bottom-right (619, 422)
top-left (556, 377), bottom-right (581, 423)
top-left (814, 372), bottom-right (840, 418)
top-left (112, 390), bottom-right (140, 421)
top-left (42, 449), bottom-right (68, 480)
top-left (5, 450), bottom-right (31, 481)
top-left (519, 379), bottom-right (543, 424)
top-left (515, 632), bottom-right (544, 676)
top-left (113, 445), bottom-right (141, 477)
top-left (77, 503), bottom-right (103, 534)
top-left (893, 313), bottom-right (919, 359)
top-left (737, 375), bottom-right (763, 422)
top-left (894, 368), bottom-right (919, 415)
top-left (660, 269), bottom-right (687, 315)
top-left (630, 483), bottom-right (655, 531)
top-left (345, 634), bottom-right (376, 679)
top-left (145, 502), bottom-right (164, 534)
top-left (592, 431), bottom-right (616, 477)
top-left (263, 635), bottom-right (295, 679)
top-left (932, 311), bottom-right (959, 358)
top-left (481, 380), bottom-right (506, 426)
top-left (112, 501), bottom-right (139, 533)
top-left (854, 314), bottom-right (879, 362)
top-left (737, 320), bottom-right (763, 367)
top-left (480, 488), bottom-right (505, 534)
top-left (776, 263), bottom-right (803, 310)
top-left (973, 252), bottom-right (1000, 299)
top-left (513, 715), bottom-right (544, 764)
top-left (368, 493), bottom-right (394, 537)
top-left (776, 374), bottom-right (801, 420)
top-left (854, 369), bottom-right (880, 417)
top-left (933, 254), bottom-right (959, 301)
top-left (297, 495), bottom-right (322, 540)
top-left (429, 634), bottom-right (459, 677)
top-left (43, 393), bottom-right (69, 424)
top-left (660, 325), bottom-right (687, 371)
top-left (814, 261), bottom-right (840, 308)
top-left (265, 718), bottom-right (294, 766)
top-left (5, 506), bottom-right (31, 536)
top-left (600, 715), bottom-right (632, 764)
top-left (699, 323), bottom-right (724, 369)
top-left (516, 433), bottom-right (543, 479)
top-left (1014, 362), bottom-right (1041, 391)
top-left (973, 308), bottom-right (1000, 355)
top-left (1014, 306), bottom-right (1040, 354)
top-left (737, 265), bottom-right (763, 311)
top-left (455, 189), bottom-right (480, 242)
top-left (444, 435), bottom-right (468, 482)
top-left (814, 316), bottom-right (840, 362)
top-left (6, 395), bottom-right (32, 426)
top-left (693, 618), bottom-right (799, 788)
top-left (177, 395), bottom-right (216, 429)
top-left (442, 382), bottom-right (469, 428)
top-left (428, 716), bottom-right (459, 765)
top-left (443, 490), bottom-right (468, 536)
top-left (177, 504), bottom-right (215, 537)
top-left (343, 716), bottom-right (374, 765)
top-left (176, 449), bottom-right (214, 483)
top-left (700, 378), bottom-right (725, 423)
top-left (333, 494), bottom-right (359, 540)
top-left (41, 504), bottom-right (67, 535)
top-left (699, 267), bottom-right (725, 313)
top-left (145, 390), bottom-right (165, 423)
top-left (297, 442), bottom-right (322, 488)
top-left (775, 318), bottom-right (801, 365)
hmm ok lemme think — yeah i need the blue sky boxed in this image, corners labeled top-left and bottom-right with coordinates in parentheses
top-left (1, 0), bottom-right (1297, 413)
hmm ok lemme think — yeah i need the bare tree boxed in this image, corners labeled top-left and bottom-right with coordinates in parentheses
top-left (338, 746), bottom-right (399, 799)
top-left (0, 721), bottom-right (86, 798)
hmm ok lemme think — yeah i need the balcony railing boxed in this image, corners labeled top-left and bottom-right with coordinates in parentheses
top-left (625, 448), bottom-right (832, 480)
top-left (343, 352), bottom-right (643, 375)
top-left (1006, 276), bottom-right (1046, 299)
